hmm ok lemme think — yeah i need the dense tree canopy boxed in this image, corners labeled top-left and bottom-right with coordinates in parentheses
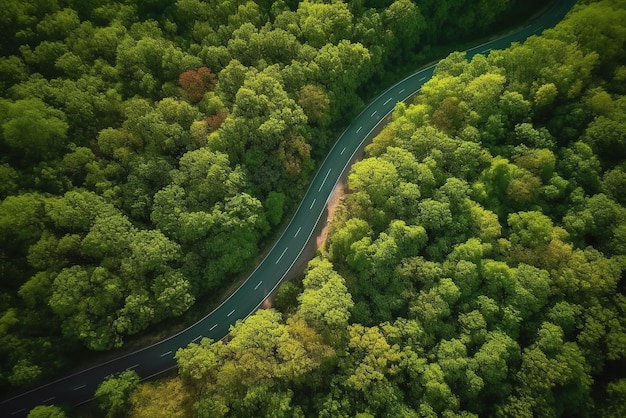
top-left (1, 0), bottom-right (538, 397)
top-left (3, 0), bottom-right (625, 417)
top-left (128, 1), bottom-right (625, 417)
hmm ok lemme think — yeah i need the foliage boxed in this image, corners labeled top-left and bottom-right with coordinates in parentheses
top-left (3, 3), bottom-right (623, 418)
top-left (95, 370), bottom-right (140, 418)
top-left (0, 0), bottom-right (531, 394)
top-left (160, 2), bottom-right (626, 417)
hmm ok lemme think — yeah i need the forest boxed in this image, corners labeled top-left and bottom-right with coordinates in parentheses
top-left (1, 0), bottom-right (625, 417)
top-left (0, 0), bottom-right (532, 395)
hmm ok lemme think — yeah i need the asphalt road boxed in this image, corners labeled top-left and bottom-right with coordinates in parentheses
top-left (1, 1), bottom-right (577, 415)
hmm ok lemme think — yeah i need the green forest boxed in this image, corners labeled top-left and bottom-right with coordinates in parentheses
top-left (1, 0), bottom-right (626, 417)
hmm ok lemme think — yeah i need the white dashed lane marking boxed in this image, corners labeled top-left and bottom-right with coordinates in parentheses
top-left (319, 169), bottom-right (331, 191)
top-left (276, 247), bottom-right (288, 264)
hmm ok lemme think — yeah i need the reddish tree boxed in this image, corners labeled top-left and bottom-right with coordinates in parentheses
top-left (204, 111), bottom-right (228, 133)
top-left (178, 67), bottom-right (217, 103)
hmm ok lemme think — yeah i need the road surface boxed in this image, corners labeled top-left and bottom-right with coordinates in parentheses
top-left (1, 1), bottom-right (577, 415)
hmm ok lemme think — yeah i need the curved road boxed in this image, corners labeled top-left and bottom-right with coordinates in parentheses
top-left (2, 1), bottom-right (577, 415)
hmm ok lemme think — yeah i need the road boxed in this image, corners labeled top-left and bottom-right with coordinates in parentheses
top-left (1, 1), bottom-right (577, 415)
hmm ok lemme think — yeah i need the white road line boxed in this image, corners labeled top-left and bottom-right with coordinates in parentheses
top-left (419, 77), bottom-right (426, 81)
top-left (42, 397), bottom-right (56, 403)
top-left (73, 385), bottom-right (86, 391)
top-left (192, 335), bottom-right (202, 342)
top-left (341, 147), bottom-right (346, 155)
top-left (309, 198), bottom-right (316, 209)
top-left (534, 27), bottom-right (542, 34)
top-left (481, 48), bottom-right (491, 54)
top-left (276, 247), bottom-right (288, 264)
top-left (160, 351), bottom-right (172, 357)
top-left (128, 364), bottom-right (139, 369)
top-left (227, 309), bottom-right (235, 317)
top-left (319, 168), bottom-right (331, 191)
top-left (399, 88), bottom-right (405, 94)
top-left (11, 409), bottom-right (25, 415)
top-left (356, 126), bottom-right (362, 133)
top-left (294, 226), bottom-right (301, 238)
top-left (383, 97), bottom-right (392, 106)
top-left (371, 110), bottom-right (378, 117)
top-left (254, 281), bottom-right (263, 290)
top-left (210, 324), bottom-right (217, 331)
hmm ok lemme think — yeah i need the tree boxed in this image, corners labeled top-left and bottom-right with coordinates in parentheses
top-left (129, 377), bottom-right (192, 418)
top-left (123, 230), bottom-right (180, 277)
top-left (9, 359), bottom-right (42, 388)
top-left (345, 323), bottom-right (402, 392)
top-left (81, 213), bottom-right (134, 262)
top-left (382, 0), bottom-right (426, 58)
top-left (1, 98), bottom-right (68, 160)
top-left (420, 363), bottom-right (459, 413)
top-left (216, 68), bottom-right (312, 196)
top-left (417, 199), bottom-right (453, 233)
top-left (508, 211), bottom-right (558, 249)
top-left (265, 191), bottom-right (285, 226)
top-left (214, 59), bottom-right (249, 105)
top-left (49, 265), bottom-right (124, 350)
top-left (298, 257), bottom-right (354, 332)
top-left (298, 84), bottom-right (330, 126)
top-left (114, 290), bottom-right (156, 336)
top-left (602, 168), bottom-right (626, 205)
top-left (583, 115), bottom-right (626, 165)
top-left (472, 331), bottom-right (519, 394)
top-left (95, 370), bottom-right (140, 418)
top-left (176, 308), bottom-right (333, 415)
top-left (178, 67), bottom-right (217, 103)
top-left (602, 378), bottom-right (626, 418)
top-left (0, 193), bottom-right (45, 253)
top-left (327, 217), bottom-right (373, 263)
top-left (46, 190), bottom-right (113, 232)
top-left (27, 405), bottom-right (67, 418)
top-left (348, 157), bottom-right (400, 210)
top-left (297, 0), bottom-right (353, 48)
top-left (152, 269), bottom-right (195, 317)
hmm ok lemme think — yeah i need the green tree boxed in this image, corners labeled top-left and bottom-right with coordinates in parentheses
top-left (297, 0), bottom-right (353, 48)
top-left (298, 257), bottom-right (354, 332)
top-left (215, 68), bottom-right (312, 196)
top-left (95, 370), bottom-right (140, 418)
top-left (265, 191), bottom-right (285, 227)
top-left (9, 359), bottom-right (42, 388)
top-left (348, 157), bottom-right (400, 212)
top-left (1, 98), bottom-right (68, 160)
top-left (129, 377), bottom-right (192, 418)
top-left (27, 405), bottom-right (67, 418)
top-left (382, 0), bottom-right (425, 58)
